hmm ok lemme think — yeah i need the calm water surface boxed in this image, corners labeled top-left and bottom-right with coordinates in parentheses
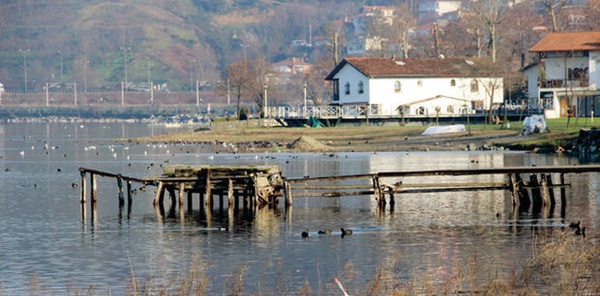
top-left (0, 123), bottom-right (597, 294)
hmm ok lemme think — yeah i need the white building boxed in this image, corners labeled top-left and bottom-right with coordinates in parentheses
top-left (416, 0), bottom-right (462, 23)
top-left (325, 57), bottom-right (504, 116)
top-left (527, 31), bottom-right (600, 118)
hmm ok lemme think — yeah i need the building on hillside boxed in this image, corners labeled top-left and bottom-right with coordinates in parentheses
top-left (324, 57), bottom-right (504, 116)
top-left (526, 31), bottom-right (600, 118)
top-left (416, 0), bottom-right (462, 24)
top-left (345, 6), bottom-right (396, 56)
top-left (271, 58), bottom-right (312, 75)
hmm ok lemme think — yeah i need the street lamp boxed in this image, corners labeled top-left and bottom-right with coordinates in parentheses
top-left (303, 82), bottom-right (307, 117)
top-left (240, 43), bottom-right (249, 61)
top-left (264, 82), bottom-right (268, 118)
top-left (57, 51), bottom-right (63, 83)
top-left (19, 49), bottom-right (30, 92)
top-left (83, 59), bottom-right (89, 92)
top-left (189, 59), bottom-right (198, 93)
top-left (120, 47), bottom-right (130, 92)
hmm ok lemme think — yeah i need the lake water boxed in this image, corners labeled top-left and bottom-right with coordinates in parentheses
top-left (0, 123), bottom-right (597, 295)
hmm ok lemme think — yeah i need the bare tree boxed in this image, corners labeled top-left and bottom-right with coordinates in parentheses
top-left (226, 60), bottom-right (253, 119)
top-left (465, 0), bottom-right (509, 63)
top-left (540, 0), bottom-right (569, 32)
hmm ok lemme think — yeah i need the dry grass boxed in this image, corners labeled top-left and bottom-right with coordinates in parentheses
top-left (8, 231), bottom-right (598, 295)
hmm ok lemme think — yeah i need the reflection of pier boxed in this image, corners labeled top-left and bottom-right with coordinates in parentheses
top-left (79, 164), bottom-right (600, 221)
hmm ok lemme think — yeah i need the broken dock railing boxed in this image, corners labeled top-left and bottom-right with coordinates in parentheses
top-left (283, 165), bottom-right (600, 214)
top-left (79, 164), bottom-right (600, 221)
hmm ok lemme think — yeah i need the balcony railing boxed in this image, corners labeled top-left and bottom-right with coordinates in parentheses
top-left (542, 79), bottom-right (589, 88)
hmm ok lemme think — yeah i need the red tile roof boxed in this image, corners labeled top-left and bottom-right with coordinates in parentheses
top-left (530, 31), bottom-right (600, 52)
top-left (325, 57), bottom-right (499, 80)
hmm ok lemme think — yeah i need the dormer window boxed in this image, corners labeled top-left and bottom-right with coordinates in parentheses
top-left (344, 82), bottom-right (350, 95)
top-left (358, 81), bottom-right (364, 94)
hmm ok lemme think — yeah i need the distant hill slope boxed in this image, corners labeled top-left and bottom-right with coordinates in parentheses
top-left (0, 0), bottom-right (365, 91)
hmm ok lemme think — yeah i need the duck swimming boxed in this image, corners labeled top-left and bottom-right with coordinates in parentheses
top-left (341, 228), bottom-right (353, 237)
top-left (301, 229), bottom-right (309, 238)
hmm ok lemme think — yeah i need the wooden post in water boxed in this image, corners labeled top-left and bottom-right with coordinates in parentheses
top-left (284, 181), bottom-right (292, 207)
top-left (179, 182), bottom-right (186, 213)
top-left (228, 179), bottom-right (234, 207)
top-left (80, 171), bottom-right (87, 221)
top-left (545, 174), bottom-right (556, 204)
top-left (117, 175), bottom-right (125, 208)
top-left (530, 174), bottom-right (543, 214)
top-left (91, 173), bottom-right (97, 204)
top-left (80, 171), bottom-right (87, 204)
top-left (127, 180), bottom-right (133, 216)
top-left (187, 191), bottom-right (193, 214)
top-left (540, 174), bottom-right (549, 206)
top-left (515, 174), bottom-right (530, 212)
top-left (372, 175), bottom-right (384, 208)
top-left (154, 181), bottom-right (165, 206)
top-left (508, 174), bottom-right (518, 206)
top-left (204, 170), bottom-right (212, 209)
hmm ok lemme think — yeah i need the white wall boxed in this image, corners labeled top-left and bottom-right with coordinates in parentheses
top-left (367, 76), bottom-right (502, 114)
top-left (334, 66), bottom-right (369, 104)
top-left (523, 65), bottom-right (539, 99)
top-left (589, 51), bottom-right (600, 90)
top-left (544, 55), bottom-right (587, 80)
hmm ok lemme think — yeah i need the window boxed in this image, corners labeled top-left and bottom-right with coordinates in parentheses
top-left (358, 81), bottom-right (364, 94)
top-left (447, 105), bottom-right (454, 113)
top-left (344, 82), bottom-right (350, 95)
top-left (417, 80), bottom-right (423, 87)
top-left (470, 79), bottom-right (479, 92)
top-left (394, 81), bottom-right (401, 93)
top-left (450, 79), bottom-right (456, 87)
top-left (417, 106), bottom-right (425, 115)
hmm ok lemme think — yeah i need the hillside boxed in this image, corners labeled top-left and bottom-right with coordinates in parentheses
top-left (0, 0), bottom-right (357, 92)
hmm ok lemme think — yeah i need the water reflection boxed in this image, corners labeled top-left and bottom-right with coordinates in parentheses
top-left (0, 123), bottom-right (597, 294)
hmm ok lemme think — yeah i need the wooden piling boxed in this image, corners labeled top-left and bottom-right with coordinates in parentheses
top-left (80, 171), bottom-right (87, 204)
top-left (154, 181), bottom-right (165, 207)
top-left (530, 174), bottom-right (543, 208)
top-left (545, 174), bottom-right (556, 204)
top-left (91, 173), bottom-right (97, 203)
top-left (228, 178), bottom-right (234, 207)
top-left (179, 182), bottom-right (186, 212)
top-left (508, 174), bottom-right (517, 206)
top-left (284, 181), bottom-right (292, 207)
top-left (540, 174), bottom-right (549, 206)
top-left (117, 175), bottom-right (124, 207)
top-left (187, 191), bottom-right (193, 213)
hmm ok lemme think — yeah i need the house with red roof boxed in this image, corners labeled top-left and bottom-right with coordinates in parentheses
top-left (527, 31), bottom-right (600, 118)
top-left (324, 57), bottom-right (503, 116)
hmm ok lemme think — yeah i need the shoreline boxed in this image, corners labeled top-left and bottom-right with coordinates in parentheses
top-left (123, 120), bottom-right (580, 154)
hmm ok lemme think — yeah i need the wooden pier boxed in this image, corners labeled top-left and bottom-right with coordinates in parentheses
top-left (79, 164), bottom-right (600, 221)
top-left (79, 165), bottom-right (285, 221)
top-left (283, 165), bottom-right (600, 214)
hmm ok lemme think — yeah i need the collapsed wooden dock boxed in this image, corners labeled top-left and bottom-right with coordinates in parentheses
top-left (79, 165), bottom-right (286, 220)
top-left (79, 164), bottom-right (600, 220)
